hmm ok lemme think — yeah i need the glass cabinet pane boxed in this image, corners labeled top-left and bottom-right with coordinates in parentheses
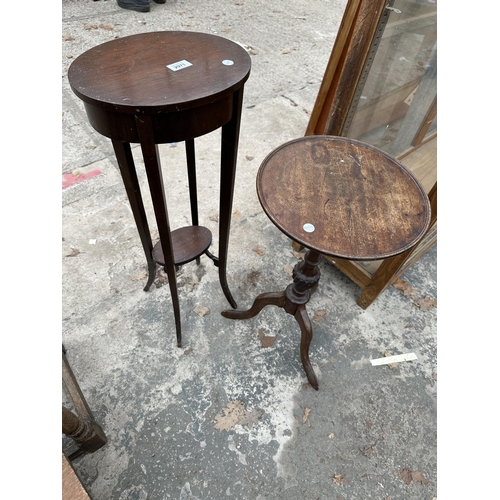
top-left (343, 0), bottom-right (437, 158)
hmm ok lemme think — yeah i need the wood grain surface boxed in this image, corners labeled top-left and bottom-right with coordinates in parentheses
top-left (257, 136), bottom-right (430, 261)
top-left (68, 31), bottom-right (251, 114)
top-left (62, 454), bottom-right (91, 500)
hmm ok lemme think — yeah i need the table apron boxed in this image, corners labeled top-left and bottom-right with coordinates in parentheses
top-left (83, 95), bottom-right (234, 144)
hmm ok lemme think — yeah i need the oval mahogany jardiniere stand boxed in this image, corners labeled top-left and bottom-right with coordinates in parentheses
top-left (68, 31), bottom-right (251, 347)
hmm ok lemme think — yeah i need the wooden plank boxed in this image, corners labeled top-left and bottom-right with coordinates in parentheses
top-left (306, 0), bottom-right (388, 136)
top-left (399, 136), bottom-right (437, 193)
top-left (355, 259), bottom-right (383, 276)
top-left (62, 454), bottom-right (91, 500)
top-left (305, 0), bottom-right (363, 136)
top-left (325, 0), bottom-right (389, 136)
top-left (323, 256), bottom-right (372, 288)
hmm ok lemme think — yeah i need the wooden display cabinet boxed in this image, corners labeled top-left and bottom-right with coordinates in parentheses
top-left (296, 0), bottom-right (437, 308)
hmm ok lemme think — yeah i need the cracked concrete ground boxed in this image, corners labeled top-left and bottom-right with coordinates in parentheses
top-left (61, 1), bottom-right (437, 498)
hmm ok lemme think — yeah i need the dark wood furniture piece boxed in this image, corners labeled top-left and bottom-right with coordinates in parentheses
top-left (63, 347), bottom-right (107, 460)
top-left (222, 136), bottom-right (430, 389)
top-left (68, 31), bottom-right (251, 346)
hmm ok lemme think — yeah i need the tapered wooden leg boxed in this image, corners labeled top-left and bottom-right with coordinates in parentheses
top-left (136, 115), bottom-right (182, 347)
top-left (294, 305), bottom-right (319, 390)
top-left (221, 291), bottom-right (286, 319)
top-left (185, 139), bottom-right (199, 227)
top-left (218, 88), bottom-right (245, 309)
top-left (185, 139), bottom-right (201, 265)
top-left (111, 140), bottom-right (156, 292)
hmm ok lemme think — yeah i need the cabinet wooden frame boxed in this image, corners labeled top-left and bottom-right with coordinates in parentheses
top-left (297, 0), bottom-right (437, 308)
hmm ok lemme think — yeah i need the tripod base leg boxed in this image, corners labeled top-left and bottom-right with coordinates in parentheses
top-left (221, 291), bottom-right (285, 320)
top-left (294, 305), bottom-right (319, 390)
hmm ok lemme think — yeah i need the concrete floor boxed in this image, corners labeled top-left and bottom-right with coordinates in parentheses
top-left (61, 1), bottom-right (437, 498)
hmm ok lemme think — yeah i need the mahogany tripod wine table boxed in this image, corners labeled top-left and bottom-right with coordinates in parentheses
top-left (222, 136), bottom-right (431, 390)
top-left (68, 31), bottom-right (251, 347)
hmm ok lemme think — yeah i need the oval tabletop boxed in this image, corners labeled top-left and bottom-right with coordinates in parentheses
top-left (257, 136), bottom-right (431, 261)
top-left (68, 31), bottom-right (251, 114)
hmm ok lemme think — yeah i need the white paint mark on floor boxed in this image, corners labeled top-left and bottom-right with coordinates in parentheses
top-left (371, 353), bottom-right (417, 366)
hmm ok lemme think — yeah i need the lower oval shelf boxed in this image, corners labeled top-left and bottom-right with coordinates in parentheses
top-left (152, 226), bottom-right (212, 266)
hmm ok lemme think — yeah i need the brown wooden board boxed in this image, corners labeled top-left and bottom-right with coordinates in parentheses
top-left (62, 454), bottom-right (91, 500)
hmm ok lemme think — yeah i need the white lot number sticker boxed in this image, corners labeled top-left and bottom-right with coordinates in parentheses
top-left (167, 60), bottom-right (193, 71)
